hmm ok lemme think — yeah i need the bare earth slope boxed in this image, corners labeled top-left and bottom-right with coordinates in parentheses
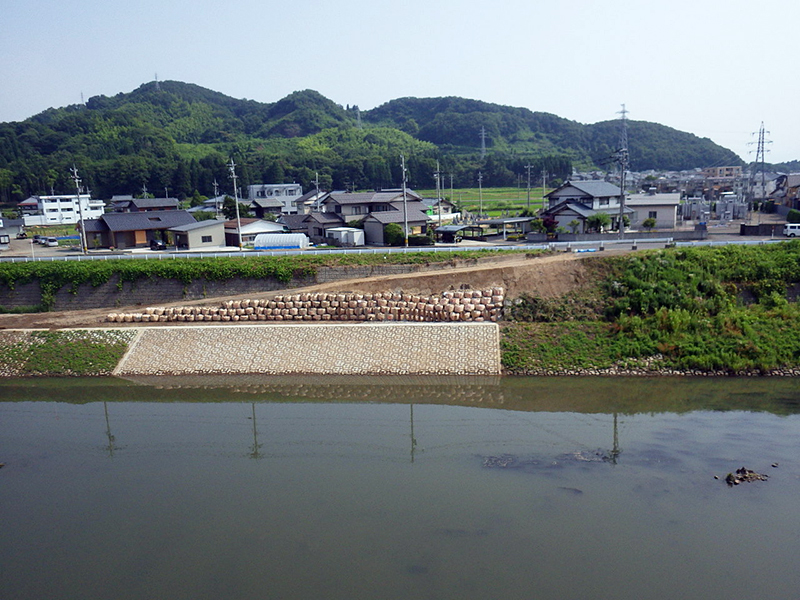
top-left (0, 252), bottom-right (601, 330)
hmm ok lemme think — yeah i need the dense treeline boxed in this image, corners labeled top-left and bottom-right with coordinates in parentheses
top-left (0, 80), bottom-right (739, 203)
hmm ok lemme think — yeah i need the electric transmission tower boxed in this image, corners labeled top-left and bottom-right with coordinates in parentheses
top-left (479, 126), bottom-right (487, 159)
top-left (748, 122), bottom-right (771, 202)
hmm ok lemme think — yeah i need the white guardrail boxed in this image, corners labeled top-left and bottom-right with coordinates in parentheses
top-left (0, 237), bottom-right (791, 263)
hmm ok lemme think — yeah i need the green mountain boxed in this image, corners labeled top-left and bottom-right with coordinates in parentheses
top-left (0, 81), bottom-right (744, 204)
top-left (364, 96), bottom-right (742, 171)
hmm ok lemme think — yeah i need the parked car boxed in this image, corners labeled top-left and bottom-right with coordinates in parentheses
top-left (45, 237), bottom-right (59, 247)
top-left (32, 234), bottom-right (42, 243)
top-left (150, 239), bottom-right (167, 251)
top-left (783, 223), bottom-right (800, 237)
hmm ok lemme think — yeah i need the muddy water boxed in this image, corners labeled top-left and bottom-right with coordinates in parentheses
top-left (1, 376), bottom-right (799, 600)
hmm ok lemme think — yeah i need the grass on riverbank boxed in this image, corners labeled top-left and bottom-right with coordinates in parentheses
top-left (502, 242), bottom-right (800, 374)
top-left (0, 330), bottom-right (136, 376)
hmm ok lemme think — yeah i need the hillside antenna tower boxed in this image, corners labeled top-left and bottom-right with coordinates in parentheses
top-left (400, 154), bottom-right (409, 247)
top-left (70, 165), bottom-right (88, 255)
top-left (228, 157), bottom-right (243, 249)
top-left (479, 126), bottom-right (487, 159)
top-left (155, 73), bottom-right (161, 92)
top-left (616, 104), bottom-right (629, 240)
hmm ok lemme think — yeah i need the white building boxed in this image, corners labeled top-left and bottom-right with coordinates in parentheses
top-left (247, 184), bottom-right (304, 214)
top-left (626, 193), bottom-right (681, 230)
top-left (19, 194), bottom-right (105, 226)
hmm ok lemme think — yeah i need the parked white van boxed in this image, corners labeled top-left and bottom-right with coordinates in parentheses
top-left (783, 224), bottom-right (800, 237)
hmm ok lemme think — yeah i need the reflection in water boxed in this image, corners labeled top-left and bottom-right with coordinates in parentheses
top-left (1, 378), bottom-right (800, 600)
top-left (104, 401), bottom-right (116, 457)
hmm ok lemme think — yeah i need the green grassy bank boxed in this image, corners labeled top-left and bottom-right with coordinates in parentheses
top-left (503, 242), bottom-right (800, 374)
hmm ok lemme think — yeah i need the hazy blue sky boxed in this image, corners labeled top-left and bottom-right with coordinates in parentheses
top-left (2, 0), bottom-right (797, 163)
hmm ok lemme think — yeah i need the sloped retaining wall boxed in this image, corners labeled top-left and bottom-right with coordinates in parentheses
top-left (114, 323), bottom-right (501, 376)
top-left (107, 288), bottom-right (505, 323)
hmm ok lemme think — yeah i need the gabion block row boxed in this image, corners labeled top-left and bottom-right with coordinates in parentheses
top-left (107, 288), bottom-right (505, 324)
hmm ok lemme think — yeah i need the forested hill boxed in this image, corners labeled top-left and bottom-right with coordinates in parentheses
top-left (364, 96), bottom-right (742, 172)
top-left (0, 80), bottom-right (742, 202)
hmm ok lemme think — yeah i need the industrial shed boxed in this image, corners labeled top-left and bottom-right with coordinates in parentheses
top-left (168, 219), bottom-right (226, 250)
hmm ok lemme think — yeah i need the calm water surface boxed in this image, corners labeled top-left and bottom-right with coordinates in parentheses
top-left (2, 376), bottom-right (800, 600)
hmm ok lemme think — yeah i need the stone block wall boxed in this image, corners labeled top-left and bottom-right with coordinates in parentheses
top-left (114, 323), bottom-right (501, 376)
top-left (106, 288), bottom-right (505, 323)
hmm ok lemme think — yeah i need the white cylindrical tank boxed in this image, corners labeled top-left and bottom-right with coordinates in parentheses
top-left (253, 233), bottom-right (310, 250)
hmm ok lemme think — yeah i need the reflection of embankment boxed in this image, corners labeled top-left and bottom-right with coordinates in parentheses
top-left (122, 374), bottom-right (509, 407)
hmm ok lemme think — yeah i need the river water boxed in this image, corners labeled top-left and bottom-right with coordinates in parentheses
top-left (2, 376), bottom-right (799, 600)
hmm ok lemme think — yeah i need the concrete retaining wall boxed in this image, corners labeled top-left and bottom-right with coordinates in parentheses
top-left (0, 255), bottom-right (521, 311)
top-left (114, 323), bottom-right (501, 376)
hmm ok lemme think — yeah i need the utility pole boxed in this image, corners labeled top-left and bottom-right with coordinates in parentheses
top-left (449, 173), bottom-right (454, 210)
top-left (434, 161), bottom-right (443, 226)
top-left (228, 157), bottom-right (243, 250)
top-left (524, 163), bottom-right (534, 211)
top-left (212, 179), bottom-right (220, 216)
top-left (70, 165), bottom-right (88, 254)
top-left (313, 171), bottom-right (321, 212)
top-left (541, 169), bottom-right (548, 208)
top-left (400, 154), bottom-right (409, 247)
top-left (479, 126), bottom-right (487, 159)
top-left (477, 171), bottom-right (484, 218)
top-left (616, 104), bottom-right (629, 240)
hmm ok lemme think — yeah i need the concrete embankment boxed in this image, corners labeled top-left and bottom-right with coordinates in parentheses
top-left (113, 323), bottom-right (501, 376)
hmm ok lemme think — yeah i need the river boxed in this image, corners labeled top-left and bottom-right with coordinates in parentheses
top-left (1, 376), bottom-right (799, 600)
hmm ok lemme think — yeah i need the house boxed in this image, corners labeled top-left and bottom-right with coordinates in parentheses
top-left (18, 194), bottom-right (105, 226)
top-left (111, 197), bottom-right (179, 212)
top-left (626, 193), bottom-right (681, 230)
top-left (294, 189), bottom-right (329, 214)
top-left (771, 174), bottom-right (800, 210)
top-left (304, 212), bottom-right (346, 239)
top-left (248, 183), bottom-right (304, 214)
top-left (82, 210), bottom-right (197, 249)
top-left (224, 218), bottom-right (287, 247)
top-left (541, 181), bottom-right (633, 233)
top-left (168, 220), bottom-right (226, 250)
top-left (361, 206), bottom-right (429, 245)
top-left (320, 189), bottom-right (430, 245)
top-left (277, 214), bottom-right (312, 234)
top-left (0, 218), bottom-right (25, 240)
top-left (187, 195), bottom-right (227, 215)
top-left (421, 197), bottom-right (459, 224)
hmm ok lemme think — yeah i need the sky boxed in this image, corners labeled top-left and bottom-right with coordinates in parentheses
top-left (2, 0), bottom-right (798, 164)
